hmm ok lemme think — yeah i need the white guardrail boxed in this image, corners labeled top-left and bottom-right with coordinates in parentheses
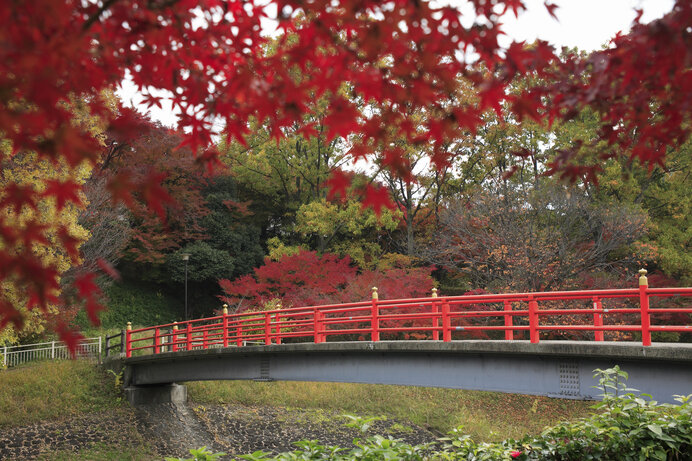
top-left (1, 337), bottom-right (102, 368)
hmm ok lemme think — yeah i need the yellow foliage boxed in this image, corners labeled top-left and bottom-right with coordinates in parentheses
top-left (0, 151), bottom-right (93, 344)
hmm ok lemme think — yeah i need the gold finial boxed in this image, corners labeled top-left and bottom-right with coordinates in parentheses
top-left (173, 321), bottom-right (178, 331)
top-left (372, 286), bottom-right (379, 300)
top-left (639, 269), bottom-right (648, 287)
top-left (126, 321), bottom-right (132, 331)
top-left (222, 304), bottom-right (228, 315)
top-left (432, 287), bottom-right (438, 298)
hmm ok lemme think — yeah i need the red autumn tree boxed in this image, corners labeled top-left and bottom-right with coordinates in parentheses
top-left (1, 0), bottom-right (690, 346)
top-left (218, 250), bottom-right (433, 311)
top-left (102, 113), bottom-right (211, 265)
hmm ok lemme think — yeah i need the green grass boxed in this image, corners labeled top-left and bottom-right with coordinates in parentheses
top-left (37, 442), bottom-right (157, 461)
top-left (186, 380), bottom-right (594, 441)
top-left (0, 360), bottom-right (123, 428)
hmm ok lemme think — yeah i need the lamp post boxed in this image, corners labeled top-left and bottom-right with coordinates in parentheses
top-left (182, 253), bottom-right (191, 320)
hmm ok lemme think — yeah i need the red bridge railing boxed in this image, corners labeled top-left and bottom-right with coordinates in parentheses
top-left (124, 270), bottom-right (692, 358)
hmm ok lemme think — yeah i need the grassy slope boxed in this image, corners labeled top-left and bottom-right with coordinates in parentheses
top-left (0, 360), bottom-right (121, 427)
top-left (186, 380), bottom-right (594, 441)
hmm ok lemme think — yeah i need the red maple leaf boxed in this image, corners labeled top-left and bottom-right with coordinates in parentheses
top-left (97, 258), bottom-right (121, 280)
top-left (0, 300), bottom-right (23, 330)
top-left (139, 171), bottom-right (175, 222)
top-left (362, 184), bottom-right (395, 217)
top-left (196, 146), bottom-right (225, 175)
top-left (0, 184), bottom-right (37, 213)
top-left (43, 179), bottom-right (82, 210)
top-left (323, 97), bottom-right (360, 142)
top-left (21, 221), bottom-right (50, 247)
top-left (74, 272), bottom-right (104, 326)
top-left (324, 169), bottom-right (351, 202)
top-left (56, 322), bottom-right (85, 357)
top-left (544, 2), bottom-right (559, 20)
top-left (107, 171), bottom-right (137, 208)
top-left (297, 122), bottom-right (320, 139)
top-left (58, 226), bottom-right (82, 263)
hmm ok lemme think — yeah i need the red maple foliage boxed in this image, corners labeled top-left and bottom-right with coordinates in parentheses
top-left (1, 0), bottom-right (690, 345)
top-left (218, 250), bottom-right (433, 311)
top-left (101, 116), bottom-right (211, 264)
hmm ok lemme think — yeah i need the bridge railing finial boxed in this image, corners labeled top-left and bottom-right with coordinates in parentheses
top-left (639, 268), bottom-right (648, 287)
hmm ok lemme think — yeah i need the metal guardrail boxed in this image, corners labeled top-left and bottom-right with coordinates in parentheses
top-left (1, 337), bottom-right (102, 368)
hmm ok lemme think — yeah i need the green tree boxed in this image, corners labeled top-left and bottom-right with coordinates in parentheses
top-left (220, 114), bottom-right (348, 241)
top-left (294, 198), bottom-right (401, 268)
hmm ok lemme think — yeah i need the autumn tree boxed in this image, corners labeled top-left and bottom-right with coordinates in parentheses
top-left (0, 148), bottom-right (91, 343)
top-left (293, 197), bottom-right (399, 267)
top-left (2, 0), bottom-right (690, 345)
top-left (422, 184), bottom-right (647, 292)
top-left (219, 250), bottom-right (433, 312)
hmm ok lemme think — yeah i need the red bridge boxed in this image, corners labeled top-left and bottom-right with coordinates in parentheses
top-left (124, 270), bottom-right (691, 357)
top-left (109, 270), bottom-right (692, 406)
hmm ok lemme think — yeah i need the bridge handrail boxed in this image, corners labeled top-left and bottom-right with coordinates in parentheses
top-left (122, 272), bottom-right (692, 358)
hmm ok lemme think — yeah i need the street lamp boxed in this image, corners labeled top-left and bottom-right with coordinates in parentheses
top-left (182, 253), bottom-right (191, 320)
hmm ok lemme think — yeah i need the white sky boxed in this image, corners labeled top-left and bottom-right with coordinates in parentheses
top-left (117, 0), bottom-right (675, 128)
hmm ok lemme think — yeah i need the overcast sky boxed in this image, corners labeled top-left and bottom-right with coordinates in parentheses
top-left (117, 0), bottom-right (676, 127)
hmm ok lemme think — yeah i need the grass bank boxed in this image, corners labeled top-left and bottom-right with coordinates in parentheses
top-left (186, 380), bottom-right (594, 441)
top-left (0, 360), bottom-right (122, 427)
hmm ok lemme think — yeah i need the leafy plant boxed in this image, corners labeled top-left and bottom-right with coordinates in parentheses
top-left (341, 414), bottom-right (387, 434)
top-left (165, 446), bottom-right (226, 461)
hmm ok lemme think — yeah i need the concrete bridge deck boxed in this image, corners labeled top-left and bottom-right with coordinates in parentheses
top-left (113, 340), bottom-right (692, 405)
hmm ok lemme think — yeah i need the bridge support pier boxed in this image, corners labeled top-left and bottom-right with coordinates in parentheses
top-left (124, 383), bottom-right (187, 406)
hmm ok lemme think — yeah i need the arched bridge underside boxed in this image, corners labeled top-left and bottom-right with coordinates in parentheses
top-left (114, 341), bottom-right (692, 405)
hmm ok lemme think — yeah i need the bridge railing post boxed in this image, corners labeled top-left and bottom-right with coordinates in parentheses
top-left (222, 304), bottom-right (229, 348)
top-left (172, 323), bottom-right (178, 352)
top-left (442, 302), bottom-right (451, 342)
top-left (125, 322), bottom-right (132, 358)
top-left (593, 297), bottom-right (604, 342)
top-left (639, 269), bottom-right (652, 346)
top-left (202, 327), bottom-right (208, 349)
top-left (275, 310), bottom-right (282, 345)
top-left (528, 297), bottom-right (539, 344)
top-left (371, 287), bottom-right (380, 342)
top-left (236, 321), bottom-right (243, 347)
top-left (186, 323), bottom-right (192, 351)
top-left (314, 308), bottom-right (323, 343)
top-left (264, 312), bottom-right (271, 345)
top-left (154, 327), bottom-right (160, 354)
top-left (503, 300), bottom-right (513, 341)
top-left (432, 288), bottom-right (440, 341)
